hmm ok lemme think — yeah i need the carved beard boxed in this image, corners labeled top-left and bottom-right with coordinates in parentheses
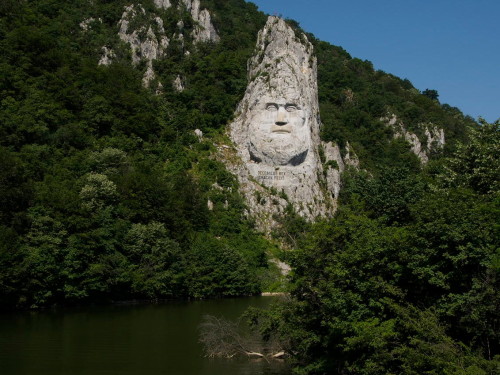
top-left (247, 113), bottom-right (311, 166)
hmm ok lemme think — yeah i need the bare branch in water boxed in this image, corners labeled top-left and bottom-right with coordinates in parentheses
top-left (198, 315), bottom-right (286, 360)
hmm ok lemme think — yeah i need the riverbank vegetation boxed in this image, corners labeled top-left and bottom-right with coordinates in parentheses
top-left (1, 1), bottom-right (498, 373)
top-left (252, 119), bottom-right (499, 374)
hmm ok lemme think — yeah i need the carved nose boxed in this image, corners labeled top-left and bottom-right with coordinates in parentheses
top-left (275, 108), bottom-right (288, 125)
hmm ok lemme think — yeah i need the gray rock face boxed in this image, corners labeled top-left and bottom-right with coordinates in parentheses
top-left (192, 8), bottom-right (220, 43)
top-left (173, 75), bottom-right (185, 92)
top-left (382, 113), bottom-right (445, 163)
top-left (80, 17), bottom-right (102, 32)
top-left (181, 0), bottom-right (220, 43)
top-left (154, 0), bottom-right (171, 9)
top-left (425, 126), bottom-right (446, 154)
top-left (97, 1), bottom-right (218, 88)
top-left (98, 46), bottom-right (115, 66)
top-left (322, 141), bottom-right (345, 199)
top-left (344, 141), bottom-right (360, 168)
top-left (226, 17), bottom-right (337, 230)
top-left (117, 5), bottom-right (170, 87)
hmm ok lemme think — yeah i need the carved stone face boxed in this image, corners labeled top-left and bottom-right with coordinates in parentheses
top-left (247, 97), bottom-right (311, 166)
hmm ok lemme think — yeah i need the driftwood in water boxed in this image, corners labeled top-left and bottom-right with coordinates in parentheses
top-left (245, 351), bottom-right (265, 358)
top-left (198, 315), bottom-right (286, 360)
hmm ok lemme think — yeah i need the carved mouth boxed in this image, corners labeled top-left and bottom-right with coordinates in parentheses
top-left (272, 125), bottom-right (291, 133)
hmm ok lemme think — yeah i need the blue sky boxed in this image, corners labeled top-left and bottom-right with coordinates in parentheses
top-left (250, 0), bottom-right (499, 122)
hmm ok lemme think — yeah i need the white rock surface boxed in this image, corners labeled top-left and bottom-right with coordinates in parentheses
top-left (322, 141), bottom-right (345, 199)
top-left (225, 17), bottom-right (337, 230)
top-left (154, 0), bottom-right (171, 10)
top-left (425, 126), bottom-right (445, 153)
top-left (80, 17), bottom-right (102, 32)
top-left (100, 1), bottom-right (218, 87)
top-left (194, 129), bottom-right (203, 141)
top-left (173, 75), bottom-right (185, 92)
top-left (117, 5), bottom-right (170, 87)
top-left (180, 0), bottom-right (220, 43)
top-left (155, 81), bottom-right (164, 95)
top-left (98, 46), bottom-right (115, 66)
top-left (192, 8), bottom-right (220, 43)
top-left (270, 258), bottom-right (291, 275)
top-left (382, 113), bottom-right (445, 163)
top-left (344, 141), bottom-right (360, 168)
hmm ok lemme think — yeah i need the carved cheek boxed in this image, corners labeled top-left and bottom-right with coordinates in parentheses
top-left (249, 111), bottom-right (269, 130)
top-left (265, 110), bottom-right (276, 122)
top-left (291, 113), bottom-right (306, 128)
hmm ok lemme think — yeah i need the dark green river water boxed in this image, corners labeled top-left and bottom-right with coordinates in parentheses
top-left (0, 297), bottom-right (290, 375)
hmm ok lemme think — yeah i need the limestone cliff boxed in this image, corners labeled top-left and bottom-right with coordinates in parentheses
top-left (180, 0), bottom-right (220, 43)
top-left (94, 1), bottom-right (219, 88)
top-left (382, 113), bottom-right (445, 163)
top-left (117, 4), bottom-right (170, 87)
top-left (225, 17), bottom-right (341, 231)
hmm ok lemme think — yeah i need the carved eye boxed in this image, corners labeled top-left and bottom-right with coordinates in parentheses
top-left (266, 104), bottom-right (278, 111)
top-left (286, 104), bottom-right (298, 112)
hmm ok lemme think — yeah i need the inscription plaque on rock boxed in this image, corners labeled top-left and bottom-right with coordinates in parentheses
top-left (257, 171), bottom-right (286, 181)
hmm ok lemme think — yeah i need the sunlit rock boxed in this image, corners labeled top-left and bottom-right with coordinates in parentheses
top-left (117, 5), bottom-right (169, 87)
top-left (173, 75), bottom-right (185, 92)
top-left (180, 0), bottom-right (220, 43)
top-left (98, 46), bottom-right (115, 66)
top-left (194, 129), bottom-right (203, 141)
top-left (382, 113), bottom-right (445, 163)
top-left (225, 17), bottom-right (337, 230)
top-left (80, 17), bottom-right (102, 32)
top-left (154, 0), bottom-right (171, 10)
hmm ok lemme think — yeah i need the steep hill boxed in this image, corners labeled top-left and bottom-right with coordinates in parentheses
top-left (0, 0), bottom-right (478, 309)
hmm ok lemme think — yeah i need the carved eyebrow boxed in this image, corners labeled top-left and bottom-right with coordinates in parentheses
top-left (265, 103), bottom-right (301, 110)
top-left (285, 103), bottom-right (300, 111)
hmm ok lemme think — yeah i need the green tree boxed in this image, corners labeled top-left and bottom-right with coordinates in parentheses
top-left (186, 234), bottom-right (259, 298)
top-left (422, 89), bottom-right (439, 101)
top-left (438, 119), bottom-right (500, 194)
top-left (20, 208), bottom-right (68, 307)
top-left (124, 222), bottom-right (182, 298)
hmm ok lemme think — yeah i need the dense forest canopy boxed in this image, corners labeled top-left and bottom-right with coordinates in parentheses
top-left (247, 119), bottom-right (499, 374)
top-left (0, 0), bottom-right (272, 308)
top-left (1, 1), bottom-right (498, 373)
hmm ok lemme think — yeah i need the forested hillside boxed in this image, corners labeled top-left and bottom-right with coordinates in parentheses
top-left (0, 0), bottom-right (490, 322)
top-left (0, 0), bottom-right (271, 308)
top-left (252, 119), bottom-right (499, 374)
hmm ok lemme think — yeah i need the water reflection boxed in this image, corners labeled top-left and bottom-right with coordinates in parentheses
top-left (0, 297), bottom-right (289, 375)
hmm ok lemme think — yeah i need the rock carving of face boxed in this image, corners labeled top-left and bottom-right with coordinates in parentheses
top-left (247, 97), bottom-right (311, 166)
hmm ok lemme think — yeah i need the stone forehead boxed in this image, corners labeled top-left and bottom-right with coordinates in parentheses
top-left (250, 18), bottom-right (313, 72)
top-left (246, 17), bottom-right (316, 106)
top-left (249, 93), bottom-right (305, 109)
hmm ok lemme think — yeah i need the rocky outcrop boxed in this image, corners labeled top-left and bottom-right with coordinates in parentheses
top-left (95, 1), bottom-right (219, 88)
top-left (98, 46), bottom-right (115, 66)
top-left (225, 17), bottom-right (337, 231)
top-left (154, 0), bottom-right (171, 9)
top-left (344, 141), bottom-right (360, 168)
top-left (80, 17), bottom-right (102, 32)
top-left (173, 75), bottom-right (185, 92)
top-left (382, 113), bottom-right (445, 163)
top-left (180, 0), bottom-right (220, 43)
top-left (117, 5), bottom-right (170, 87)
top-left (424, 126), bottom-right (446, 154)
top-left (321, 142), bottom-right (344, 199)
top-left (192, 8), bottom-right (219, 43)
